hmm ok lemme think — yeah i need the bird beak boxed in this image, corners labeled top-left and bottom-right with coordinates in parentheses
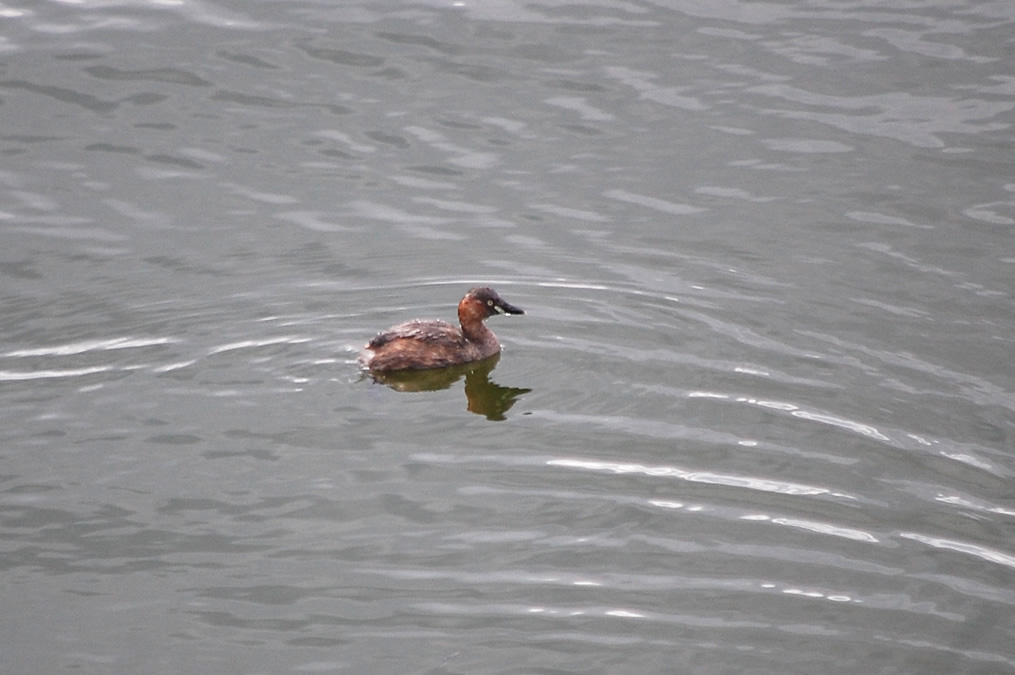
top-left (496, 300), bottom-right (524, 315)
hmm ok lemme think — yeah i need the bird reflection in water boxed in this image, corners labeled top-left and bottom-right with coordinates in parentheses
top-left (367, 353), bottom-right (530, 421)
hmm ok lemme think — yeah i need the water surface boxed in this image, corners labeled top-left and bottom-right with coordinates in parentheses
top-left (1, 1), bottom-right (1013, 673)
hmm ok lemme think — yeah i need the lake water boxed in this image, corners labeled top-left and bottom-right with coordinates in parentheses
top-left (2, 1), bottom-right (1014, 673)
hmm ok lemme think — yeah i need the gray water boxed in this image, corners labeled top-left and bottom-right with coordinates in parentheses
top-left (2, 1), bottom-right (1014, 673)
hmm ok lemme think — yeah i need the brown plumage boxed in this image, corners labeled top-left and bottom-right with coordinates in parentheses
top-left (360, 287), bottom-right (524, 372)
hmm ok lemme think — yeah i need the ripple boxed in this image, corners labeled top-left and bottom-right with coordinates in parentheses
top-left (0, 79), bottom-right (117, 113)
top-left (761, 138), bottom-right (853, 153)
top-left (0, 366), bottom-right (111, 381)
top-left (900, 532), bottom-right (1015, 571)
top-left (207, 336), bottom-right (311, 356)
top-left (748, 84), bottom-right (1012, 148)
top-left (742, 514), bottom-right (879, 543)
top-left (603, 189), bottom-right (707, 215)
top-left (604, 66), bottom-right (708, 111)
top-left (800, 329), bottom-right (1015, 412)
top-left (547, 457), bottom-right (849, 499)
top-left (275, 211), bottom-right (348, 233)
top-left (4, 336), bottom-right (178, 358)
top-left (403, 125), bottom-right (500, 169)
top-left (544, 96), bottom-right (615, 122)
top-left (83, 65), bottom-right (212, 87)
top-left (688, 392), bottom-right (892, 442)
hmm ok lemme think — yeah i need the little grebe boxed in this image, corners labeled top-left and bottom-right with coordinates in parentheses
top-left (360, 287), bottom-right (524, 372)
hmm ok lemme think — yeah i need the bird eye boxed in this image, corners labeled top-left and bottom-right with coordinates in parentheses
top-left (487, 300), bottom-right (494, 306)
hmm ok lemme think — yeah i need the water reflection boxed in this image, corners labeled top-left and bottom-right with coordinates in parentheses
top-left (367, 354), bottom-right (531, 421)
